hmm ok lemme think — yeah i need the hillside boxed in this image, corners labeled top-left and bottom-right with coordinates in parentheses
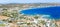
top-left (0, 3), bottom-right (60, 8)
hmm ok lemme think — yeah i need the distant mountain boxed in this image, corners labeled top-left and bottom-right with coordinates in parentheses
top-left (0, 3), bottom-right (60, 8)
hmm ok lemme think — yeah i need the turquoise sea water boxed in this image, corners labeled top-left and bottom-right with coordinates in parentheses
top-left (20, 6), bottom-right (60, 20)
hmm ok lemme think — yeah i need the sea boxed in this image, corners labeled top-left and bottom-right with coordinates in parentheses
top-left (20, 6), bottom-right (60, 20)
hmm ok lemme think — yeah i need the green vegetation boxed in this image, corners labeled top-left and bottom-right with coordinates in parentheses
top-left (2, 8), bottom-right (8, 16)
top-left (1, 8), bottom-right (11, 17)
top-left (0, 24), bottom-right (5, 26)
top-left (27, 23), bottom-right (32, 25)
top-left (55, 23), bottom-right (58, 27)
top-left (40, 20), bottom-right (46, 25)
top-left (11, 10), bottom-right (18, 18)
top-left (1, 8), bottom-right (18, 18)
top-left (38, 20), bottom-right (46, 25)
top-left (34, 16), bottom-right (39, 19)
top-left (0, 3), bottom-right (58, 27)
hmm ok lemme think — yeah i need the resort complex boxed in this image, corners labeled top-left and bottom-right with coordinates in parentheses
top-left (0, 3), bottom-right (60, 27)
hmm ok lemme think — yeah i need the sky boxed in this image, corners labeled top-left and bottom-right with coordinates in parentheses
top-left (0, 0), bottom-right (60, 4)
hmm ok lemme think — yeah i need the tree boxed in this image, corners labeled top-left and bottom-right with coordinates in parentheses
top-left (55, 23), bottom-right (58, 27)
top-left (34, 16), bottom-right (39, 19)
top-left (2, 8), bottom-right (8, 16)
top-left (2, 8), bottom-right (11, 17)
top-left (11, 10), bottom-right (18, 18)
top-left (39, 20), bottom-right (46, 25)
